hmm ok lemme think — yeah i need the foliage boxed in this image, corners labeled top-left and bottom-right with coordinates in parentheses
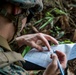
top-left (22, 0), bottom-right (76, 56)
top-left (59, 39), bottom-right (74, 44)
top-left (34, 8), bottom-right (67, 29)
top-left (22, 46), bottom-right (31, 57)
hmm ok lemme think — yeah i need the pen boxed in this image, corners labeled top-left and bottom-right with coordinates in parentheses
top-left (51, 49), bottom-right (64, 75)
top-left (57, 59), bottom-right (64, 75)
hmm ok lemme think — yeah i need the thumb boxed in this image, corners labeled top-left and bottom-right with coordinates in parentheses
top-left (51, 53), bottom-right (58, 69)
top-left (43, 54), bottom-right (58, 75)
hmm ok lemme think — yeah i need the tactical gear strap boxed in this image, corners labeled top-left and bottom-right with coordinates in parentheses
top-left (16, 10), bottom-right (30, 37)
top-left (0, 8), bottom-right (17, 24)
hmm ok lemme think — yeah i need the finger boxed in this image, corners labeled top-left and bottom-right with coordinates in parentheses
top-left (36, 40), bottom-right (43, 45)
top-left (51, 54), bottom-right (62, 75)
top-left (45, 54), bottom-right (58, 75)
top-left (51, 53), bottom-right (58, 71)
top-left (43, 34), bottom-right (59, 45)
top-left (55, 50), bottom-right (67, 69)
top-left (30, 41), bottom-right (43, 51)
top-left (37, 33), bottom-right (51, 50)
top-left (51, 53), bottom-right (58, 64)
top-left (56, 50), bottom-right (66, 58)
top-left (27, 41), bottom-right (42, 51)
top-left (54, 69), bottom-right (60, 75)
top-left (44, 54), bottom-right (58, 75)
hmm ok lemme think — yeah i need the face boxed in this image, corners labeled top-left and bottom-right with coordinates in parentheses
top-left (1, 3), bottom-right (27, 41)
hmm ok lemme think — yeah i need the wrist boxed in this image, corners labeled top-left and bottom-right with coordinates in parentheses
top-left (15, 37), bottom-right (24, 47)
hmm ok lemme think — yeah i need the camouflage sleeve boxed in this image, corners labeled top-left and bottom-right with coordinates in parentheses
top-left (9, 40), bottom-right (26, 53)
top-left (9, 40), bottom-right (19, 51)
top-left (0, 64), bottom-right (29, 75)
top-left (0, 64), bottom-right (44, 75)
top-left (27, 70), bottom-right (44, 75)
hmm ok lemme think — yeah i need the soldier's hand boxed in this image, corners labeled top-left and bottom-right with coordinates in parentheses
top-left (16, 33), bottom-right (58, 51)
top-left (43, 51), bottom-right (66, 75)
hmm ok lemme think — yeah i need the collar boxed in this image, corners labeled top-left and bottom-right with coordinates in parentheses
top-left (0, 35), bottom-right (12, 51)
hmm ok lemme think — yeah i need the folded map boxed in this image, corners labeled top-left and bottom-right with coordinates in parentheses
top-left (24, 43), bottom-right (76, 68)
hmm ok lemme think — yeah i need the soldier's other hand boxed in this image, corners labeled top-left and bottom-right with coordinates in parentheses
top-left (16, 33), bottom-right (58, 51)
top-left (43, 51), bottom-right (66, 75)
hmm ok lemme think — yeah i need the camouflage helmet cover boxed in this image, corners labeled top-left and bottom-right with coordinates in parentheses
top-left (5, 0), bottom-right (43, 12)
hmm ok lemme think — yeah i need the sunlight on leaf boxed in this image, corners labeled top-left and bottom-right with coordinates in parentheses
top-left (54, 8), bottom-right (67, 15)
top-left (22, 46), bottom-right (31, 57)
top-left (39, 17), bottom-right (54, 29)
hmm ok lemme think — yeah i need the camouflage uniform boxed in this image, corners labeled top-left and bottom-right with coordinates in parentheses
top-left (0, 36), bottom-right (43, 75)
top-left (0, 36), bottom-right (29, 75)
top-left (0, 0), bottom-right (43, 75)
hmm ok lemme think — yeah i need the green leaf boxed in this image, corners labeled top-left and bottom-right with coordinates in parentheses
top-left (22, 46), bottom-right (31, 57)
top-left (44, 17), bottom-right (52, 19)
top-left (34, 19), bottom-right (43, 25)
top-left (70, 4), bottom-right (76, 7)
top-left (59, 40), bottom-right (74, 44)
top-left (34, 17), bottom-right (51, 26)
top-left (45, 12), bottom-right (54, 17)
top-left (39, 17), bottom-right (54, 29)
top-left (57, 31), bottom-right (65, 39)
top-left (54, 8), bottom-right (67, 15)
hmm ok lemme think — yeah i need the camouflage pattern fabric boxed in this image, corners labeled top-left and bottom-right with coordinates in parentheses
top-left (0, 46), bottom-right (28, 75)
top-left (24, 70), bottom-right (44, 75)
top-left (0, 37), bottom-right (43, 75)
top-left (0, 38), bottom-right (28, 75)
top-left (9, 40), bottom-right (25, 53)
top-left (9, 42), bottom-right (44, 75)
top-left (0, 64), bottom-right (43, 75)
top-left (0, 64), bottom-right (29, 75)
top-left (67, 58), bottom-right (76, 74)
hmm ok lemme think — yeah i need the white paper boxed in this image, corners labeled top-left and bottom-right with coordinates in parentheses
top-left (68, 44), bottom-right (76, 60)
top-left (24, 43), bottom-right (75, 68)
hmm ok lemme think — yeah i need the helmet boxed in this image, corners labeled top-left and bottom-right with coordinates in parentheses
top-left (2, 0), bottom-right (43, 12)
top-left (0, 0), bottom-right (43, 23)
top-left (0, 0), bottom-right (43, 41)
